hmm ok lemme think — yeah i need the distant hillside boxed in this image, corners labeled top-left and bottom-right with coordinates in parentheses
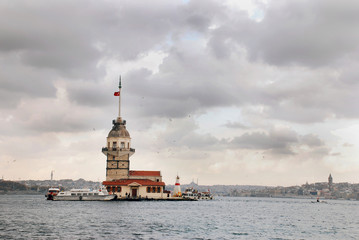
top-left (0, 178), bottom-right (100, 194)
top-left (19, 178), bottom-right (101, 191)
top-left (165, 181), bottom-right (267, 196)
top-left (0, 180), bottom-right (27, 192)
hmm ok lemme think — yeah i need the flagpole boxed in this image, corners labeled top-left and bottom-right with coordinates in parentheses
top-left (118, 76), bottom-right (122, 122)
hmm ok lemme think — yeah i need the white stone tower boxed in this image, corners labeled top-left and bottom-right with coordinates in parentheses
top-left (102, 77), bottom-right (135, 181)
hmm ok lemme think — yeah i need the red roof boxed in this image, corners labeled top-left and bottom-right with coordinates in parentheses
top-left (129, 170), bottom-right (161, 177)
top-left (103, 179), bottom-right (165, 186)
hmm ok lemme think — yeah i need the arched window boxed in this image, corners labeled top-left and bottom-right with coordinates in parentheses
top-left (147, 187), bottom-right (151, 193)
top-left (152, 187), bottom-right (156, 193)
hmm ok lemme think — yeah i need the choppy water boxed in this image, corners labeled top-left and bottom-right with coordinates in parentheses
top-left (0, 195), bottom-right (358, 239)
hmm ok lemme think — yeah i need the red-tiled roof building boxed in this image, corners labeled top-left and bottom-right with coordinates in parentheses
top-left (101, 79), bottom-right (169, 199)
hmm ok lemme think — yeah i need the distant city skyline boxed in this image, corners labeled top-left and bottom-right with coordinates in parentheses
top-left (1, 0), bottom-right (359, 186)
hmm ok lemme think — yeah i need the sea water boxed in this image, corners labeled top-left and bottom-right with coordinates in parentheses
top-left (0, 195), bottom-right (358, 239)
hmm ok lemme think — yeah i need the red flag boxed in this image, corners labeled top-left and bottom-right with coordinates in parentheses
top-left (114, 91), bottom-right (120, 96)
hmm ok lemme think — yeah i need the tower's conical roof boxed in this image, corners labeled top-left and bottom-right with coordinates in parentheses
top-left (107, 121), bottom-right (130, 138)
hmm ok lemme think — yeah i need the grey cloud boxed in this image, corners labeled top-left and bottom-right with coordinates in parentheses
top-left (299, 134), bottom-right (324, 147)
top-left (149, 118), bottom-right (223, 151)
top-left (229, 127), bottom-right (329, 156)
top-left (230, 129), bottom-right (298, 155)
top-left (1, 0), bottom-right (358, 184)
top-left (125, 46), bottom-right (359, 123)
top-left (224, 121), bottom-right (248, 129)
top-left (267, 103), bottom-right (333, 123)
top-left (2, 0), bottom-right (359, 133)
top-left (181, 0), bottom-right (226, 32)
top-left (0, 56), bottom-right (57, 108)
top-left (125, 52), bottom-right (239, 118)
top-left (311, 147), bottom-right (330, 157)
top-left (211, 0), bottom-right (359, 67)
top-left (66, 81), bottom-right (114, 107)
top-left (330, 152), bottom-right (341, 156)
top-left (0, 0), bottom-right (200, 77)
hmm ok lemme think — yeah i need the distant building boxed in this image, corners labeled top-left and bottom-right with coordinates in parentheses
top-left (328, 173), bottom-right (333, 191)
top-left (102, 78), bottom-right (168, 199)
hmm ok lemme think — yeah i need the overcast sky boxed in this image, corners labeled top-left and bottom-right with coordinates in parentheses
top-left (1, 0), bottom-right (359, 186)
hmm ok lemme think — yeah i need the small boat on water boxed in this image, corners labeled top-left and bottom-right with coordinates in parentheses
top-left (198, 191), bottom-right (213, 200)
top-left (45, 187), bottom-right (60, 200)
top-left (311, 197), bottom-right (328, 204)
top-left (50, 187), bottom-right (116, 201)
top-left (181, 187), bottom-right (214, 200)
top-left (182, 187), bottom-right (198, 200)
top-left (311, 200), bottom-right (328, 204)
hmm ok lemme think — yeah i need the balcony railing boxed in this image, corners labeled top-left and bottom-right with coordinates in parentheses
top-left (102, 147), bottom-right (135, 152)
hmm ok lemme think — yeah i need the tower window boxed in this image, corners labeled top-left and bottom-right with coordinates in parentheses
top-left (121, 142), bottom-right (125, 149)
top-left (113, 142), bottom-right (117, 148)
top-left (113, 156), bottom-right (115, 160)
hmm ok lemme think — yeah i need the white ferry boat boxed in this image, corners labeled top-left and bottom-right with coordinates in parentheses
top-left (52, 187), bottom-right (116, 201)
top-left (181, 187), bottom-right (213, 200)
top-left (198, 191), bottom-right (213, 200)
top-left (45, 187), bottom-right (60, 200)
top-left (182, 188), bottom-right (198, 200)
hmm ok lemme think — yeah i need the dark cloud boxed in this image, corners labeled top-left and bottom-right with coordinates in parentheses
top-left (156, 119), bottom-right (221, 150)
top-left (0, 56), bottom-right (57, 108)
top-left (0, 0), bottom-right (223, 77)
top-left (229, 127), bottom-right (329, 156)
top-left (2, 0), bottom-right (359, 125)
top-left (299, 134), bottom-right (324, 147)
top-left (230, 128), bottom-right (298, 155)
top-left (125, 53), bottom-right (239, 118)
top-left (66, 81), bottom-right (114, 107)
top-left (227, 0), bottom-right (359, 67)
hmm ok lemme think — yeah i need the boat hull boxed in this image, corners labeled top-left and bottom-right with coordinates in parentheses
top-left (53, 195), bottom-right (116, 201)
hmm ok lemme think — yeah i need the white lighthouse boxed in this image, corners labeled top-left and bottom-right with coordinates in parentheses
top-left (173, 175), bottom-right (182, 197)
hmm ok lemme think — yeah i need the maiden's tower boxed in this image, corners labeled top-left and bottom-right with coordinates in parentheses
top-left (102, 78), bottom-right (168, 199)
